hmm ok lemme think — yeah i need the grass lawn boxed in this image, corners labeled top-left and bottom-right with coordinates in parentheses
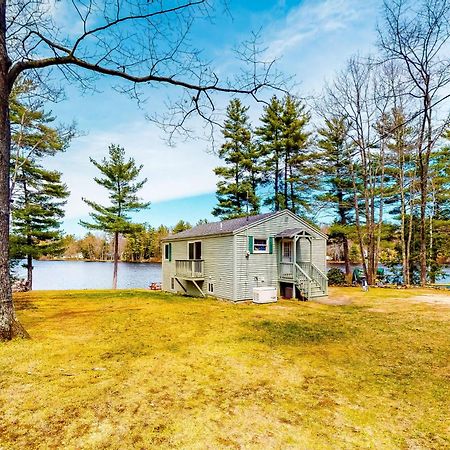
top-left (1, 287), bottom-right (449, 449)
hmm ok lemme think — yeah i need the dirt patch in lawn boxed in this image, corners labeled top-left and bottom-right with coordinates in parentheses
top-left (311, 296), bottom-right (353, 306)
top-left (409, 293), bottom-right (450, 306)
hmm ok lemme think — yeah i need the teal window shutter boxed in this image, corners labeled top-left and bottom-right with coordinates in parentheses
top-left (168, 242), bottom-right (172, 262)
top-left (248, 236), bottom-right (254, 254)
top-left (269, 237), bottom-right (274, 254)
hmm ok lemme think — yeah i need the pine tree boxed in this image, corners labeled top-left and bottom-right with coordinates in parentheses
top-left (255, 96), bottom-right (284, 211)
top-left (316, 116), bottom-right (353, 275)
top-left (280, 95), bottom-right (313, 213)
top-left (9, 79), bottom-right (74, 197)
top-left (379, 107), bottom-right (416, 285)
top-left (212, 99), bottom-right (260, 219)
top-left (427, 133), bottom-right (450, 282)
top-left (172, 220), bottom-right (192, 233)
top-left (80, 144), bottom-right (150, 289)
top-left (9, 80), bottom-right (73, 289)
top-left (256, 95), bottom-right (312, 213)
top-left (11, 161), bottom-right (69, 289)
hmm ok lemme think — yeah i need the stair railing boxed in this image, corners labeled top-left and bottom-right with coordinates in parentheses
top-left (310, 263), bottom-right (328, 295)
top-left (295, 263), bottom-right (312, 299)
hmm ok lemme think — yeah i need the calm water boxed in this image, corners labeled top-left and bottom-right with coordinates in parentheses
top-left (328, 263), bottom-right (450, 284)
top-left (16, 260), bottom-right (450, 290)
top-left (17, 260), bottom-right (162, 290)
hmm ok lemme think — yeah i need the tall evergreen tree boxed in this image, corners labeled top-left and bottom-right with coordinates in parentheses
top-left (280, 95), bottom-right (313, 213)
top-left (378, 107), bottom-right (416, 285)
top-left (255, 96), bottom-right (284, 211)
top-left (212, 99), bottom-right (260, 219)
top-left (11, 161), bottom-right (69, 289)
top-left (256, 95), bottom-right (312, 213)
top-left (316, 116), bottom-right (353, 275)
top-left (9, 80), bottom-right (73, 289)
top-left (9, 79), bottom-right (74, 197)
top-left (80, 144), bottom-right (150, 289)
top-left (427, 133), bottom-right (450, 282)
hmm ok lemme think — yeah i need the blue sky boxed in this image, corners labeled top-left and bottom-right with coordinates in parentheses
top-left (44, 0), bottom-right (380, 236)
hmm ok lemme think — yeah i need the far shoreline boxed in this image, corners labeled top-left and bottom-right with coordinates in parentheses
top-left (36, 257), bottom-right (163, 264)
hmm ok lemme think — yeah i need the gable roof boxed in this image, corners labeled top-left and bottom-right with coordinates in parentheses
top-left (163, 210), bottom-right (327, 241)
top-left (163, 212), bottom-right (276, 241)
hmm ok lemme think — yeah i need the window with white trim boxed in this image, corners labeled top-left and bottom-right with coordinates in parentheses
top-left (208, 282), bottom-right (214, 293)
top-left (188, 241), bottom-right (202, 260)
top-left (253, 238), bottom-right (268, 253)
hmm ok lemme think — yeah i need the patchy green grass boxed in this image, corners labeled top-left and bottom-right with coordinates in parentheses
top-left (1, 287), bottom-right (449, 449)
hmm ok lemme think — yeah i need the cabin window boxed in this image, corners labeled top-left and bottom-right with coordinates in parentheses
top-left (208, 282), bottom-right (214, 293)
top-left (164, 243), bottom-right (171, 261)
top-left (188, 241), bottom-right (202, 260)
top-left (253, 238), bottom-right (268, 253)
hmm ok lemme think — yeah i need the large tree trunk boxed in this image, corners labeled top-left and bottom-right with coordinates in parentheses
top-left (0, 1), bottom-right (28, 340)
top-left (0, 74), bottom-right (15, 340)
top-left (0, 1), bottom-right (13, 339)
top-left (112, 231), bottom-right (119, 289)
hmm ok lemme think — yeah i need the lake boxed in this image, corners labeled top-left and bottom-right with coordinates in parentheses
top-left (16, 260), bottom-right (162, 290)
top-left (16, 260), bottom-right (450, 290)
top-left (328, 262), bottom-right (450, 284)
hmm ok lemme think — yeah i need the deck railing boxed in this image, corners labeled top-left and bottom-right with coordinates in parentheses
top-left (175, 259), bottom-right (204, 278)
top-left (279, 262), bottom-right (294, 279)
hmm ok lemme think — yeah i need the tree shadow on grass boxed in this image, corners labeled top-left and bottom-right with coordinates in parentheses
top-left (241, 320), bottom-right (349, 346)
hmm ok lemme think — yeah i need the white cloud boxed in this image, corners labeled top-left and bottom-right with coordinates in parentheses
top-left (266, 0), bottom-right (368, 59)
top-left (263, 0), bottom-right (379, 95)
top-left (47, 120), bottom-right (221, 220)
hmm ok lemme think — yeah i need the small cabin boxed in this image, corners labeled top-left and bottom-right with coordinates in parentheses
top-left (161, 210), bottom-right (328, 301)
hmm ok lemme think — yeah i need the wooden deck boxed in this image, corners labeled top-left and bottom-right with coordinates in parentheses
top-left (175, 259), bottom-right (205, 280)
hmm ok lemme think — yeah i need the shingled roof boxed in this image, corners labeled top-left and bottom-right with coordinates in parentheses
top-left (164, 211), bottom-right (277, 240)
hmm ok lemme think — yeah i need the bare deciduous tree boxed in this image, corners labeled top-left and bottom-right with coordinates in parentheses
top-left (379, 0), bottom-right (450, 285)
top-left (0, 0), bottom-right (283, 340)
top-left (324, 56), bottom-right (381, 285)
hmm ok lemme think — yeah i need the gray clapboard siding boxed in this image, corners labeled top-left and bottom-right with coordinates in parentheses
top-left (162, 235), bottom-right (235, 300)
top-left (234, 211), bottom-right (325, 300)
top-left (162, 209), bottom-right (327, 301)
top-left (202, 235), bottom-right (234, 300)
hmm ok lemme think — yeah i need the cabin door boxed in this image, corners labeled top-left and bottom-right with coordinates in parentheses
top-left (282, 239), bottom-right (293, 263)
top-left (280, 239), bottom-right (294, 279)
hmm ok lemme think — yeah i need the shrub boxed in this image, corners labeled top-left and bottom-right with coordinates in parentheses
top-left (327, 268), bottom-right (346, 286)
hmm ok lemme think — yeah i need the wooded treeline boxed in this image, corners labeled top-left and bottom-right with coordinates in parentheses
top-left (61, 226), bottom-right (169, 263)
top-left (213, 0), bottom-right (450, 286)
top-left (53, 220), bottom-right (195, 263)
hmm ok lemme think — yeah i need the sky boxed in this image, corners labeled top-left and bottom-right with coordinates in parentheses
top-left (42, 0), bottom-right (381, 236)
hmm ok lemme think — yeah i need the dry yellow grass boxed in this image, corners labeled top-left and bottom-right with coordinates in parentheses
top-left (1, 287), bottom-right (449, 449)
